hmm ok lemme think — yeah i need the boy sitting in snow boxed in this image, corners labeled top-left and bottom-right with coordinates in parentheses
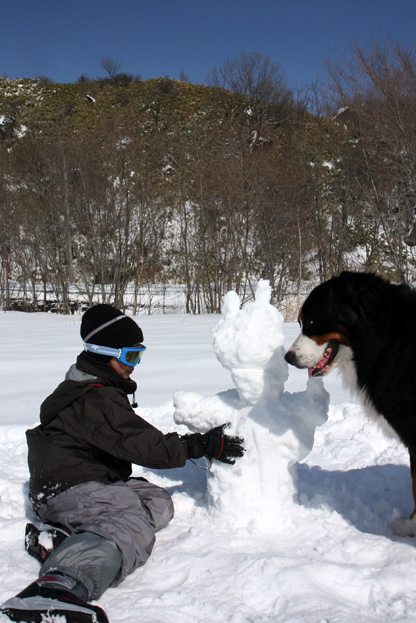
top-left (0, 304), bottom-right (244, 623)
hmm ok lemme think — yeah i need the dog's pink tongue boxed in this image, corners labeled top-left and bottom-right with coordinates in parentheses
top-left (308, 367), bottom-right (313, 378)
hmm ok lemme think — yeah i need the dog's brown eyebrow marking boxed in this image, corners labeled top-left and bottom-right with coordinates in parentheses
top-left (311, 332), bottom-right (350, 346)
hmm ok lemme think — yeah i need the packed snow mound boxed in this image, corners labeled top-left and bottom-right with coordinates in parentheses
top-left (174, 280), bottom-right (329, 530)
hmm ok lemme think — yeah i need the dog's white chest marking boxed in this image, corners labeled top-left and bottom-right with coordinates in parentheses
top-left (338, 351), bottom-right (399, 441)
top-left (288, 333), bottom-right (399, 440)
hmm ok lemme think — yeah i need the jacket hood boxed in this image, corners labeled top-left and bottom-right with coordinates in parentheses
top-left (39, 354), bottom-right (137, 428)
top-left (39, 380), bottom-right (96, 428)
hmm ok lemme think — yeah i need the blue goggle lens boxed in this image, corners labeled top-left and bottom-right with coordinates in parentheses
top-left (121, 348), bottom-right (145, 366)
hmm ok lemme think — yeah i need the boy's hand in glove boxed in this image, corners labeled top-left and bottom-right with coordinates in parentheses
top-left (182, 424), bottom-right (245, 464)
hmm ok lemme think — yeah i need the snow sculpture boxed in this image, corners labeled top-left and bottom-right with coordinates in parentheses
top-left (174, 280), bottom-right (329, 530)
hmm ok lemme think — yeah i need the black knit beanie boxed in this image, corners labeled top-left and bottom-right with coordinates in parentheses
top-left (81, 304), bottom-right (143, 348)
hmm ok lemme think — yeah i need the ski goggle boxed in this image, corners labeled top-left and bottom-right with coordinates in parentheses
top-left (83, 342), bottom-right (146, 366)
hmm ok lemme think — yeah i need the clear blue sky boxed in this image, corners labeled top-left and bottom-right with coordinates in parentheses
top-left (1, 0), bottom-right (415, 90)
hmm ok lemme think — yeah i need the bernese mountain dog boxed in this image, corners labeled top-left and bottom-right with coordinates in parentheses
top-left (285, 270), bottom-right (416, 536)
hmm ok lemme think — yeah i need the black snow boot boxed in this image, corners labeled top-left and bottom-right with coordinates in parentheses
top-left (0, 573), bottom-right (109, 623)
top-left (25, 522), bottom-right (71, 564)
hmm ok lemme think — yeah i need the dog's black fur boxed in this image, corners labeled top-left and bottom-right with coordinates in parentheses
top-left (285, 271), bottom-right (416, 531)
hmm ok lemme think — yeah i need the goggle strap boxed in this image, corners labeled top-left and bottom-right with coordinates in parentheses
top-left (83, 315), bottom-right (126, 343)
top-left (84, 343), bottom-right (120, 357)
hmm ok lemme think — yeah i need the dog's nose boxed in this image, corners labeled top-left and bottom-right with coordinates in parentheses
top-left (284, 350), bottom-right (297, 365)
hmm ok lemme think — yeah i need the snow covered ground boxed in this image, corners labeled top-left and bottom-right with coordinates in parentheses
top-left (0, 289), bottom-right (415, 623)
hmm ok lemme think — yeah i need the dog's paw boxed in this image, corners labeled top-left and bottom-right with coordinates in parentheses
top-left (390, 515), bottom-right (416, 537)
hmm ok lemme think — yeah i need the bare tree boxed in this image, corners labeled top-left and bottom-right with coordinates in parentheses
top-left (209, 52), bottom-right (289, 103)
top-left (100, 58), bottom-right (123, 80)
top-left (207, 51), bottom-right (293, 142)
top-left (326, 38), bottom-right (416, 283)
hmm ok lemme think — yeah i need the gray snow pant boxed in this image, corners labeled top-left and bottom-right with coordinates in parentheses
top-left (37, 478), bottom-right (174, 600)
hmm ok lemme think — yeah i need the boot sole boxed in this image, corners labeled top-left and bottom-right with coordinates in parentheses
top-left (1, 595), bottom-right (108, 623)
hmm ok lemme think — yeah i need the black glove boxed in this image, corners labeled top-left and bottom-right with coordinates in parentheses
top-left (183, 424), bottom-right (245, 465)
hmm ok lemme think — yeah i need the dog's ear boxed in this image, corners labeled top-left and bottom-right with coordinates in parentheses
top-left (333, 272), bottom-right (388, 328)
top-left (334, 300), bottom-right (359, 326)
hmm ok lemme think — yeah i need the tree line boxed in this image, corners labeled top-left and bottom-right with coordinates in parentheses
top-left (1, 40), bottom-right (416, 316)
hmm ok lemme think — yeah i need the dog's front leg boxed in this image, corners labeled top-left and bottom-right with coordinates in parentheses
top-left (390, 450), bottom-right (416, 537)
top-left (410, 452), bottom-right (416, 520)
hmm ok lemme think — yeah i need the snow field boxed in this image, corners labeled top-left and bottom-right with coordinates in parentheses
top-left (0, 286), bottom-right (415, 622)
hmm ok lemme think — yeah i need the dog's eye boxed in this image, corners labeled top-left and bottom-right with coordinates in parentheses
top-left (304, 320), bottom-right (314, 329)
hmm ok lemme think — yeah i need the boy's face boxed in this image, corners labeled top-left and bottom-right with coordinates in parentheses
top-left (109, 358), bottom-right (135, 379)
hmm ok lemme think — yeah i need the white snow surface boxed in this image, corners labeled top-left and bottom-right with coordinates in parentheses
top-left (0, 281), bottom-right (415, 623)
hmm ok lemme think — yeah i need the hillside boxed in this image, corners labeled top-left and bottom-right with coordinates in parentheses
top-left (0, 76), bottom-right (227, 136)
top-left (1, 41), bottom-right (416, 316)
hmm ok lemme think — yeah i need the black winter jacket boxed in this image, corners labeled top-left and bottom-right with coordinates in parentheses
top-left (26, 353), bottom-right (188, 512)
